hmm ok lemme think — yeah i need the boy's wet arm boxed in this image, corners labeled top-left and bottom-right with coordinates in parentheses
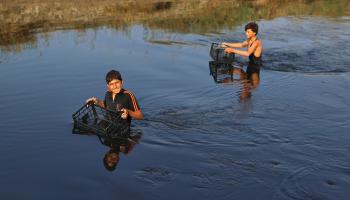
top-left (86, 96), bottom-right (103, 107)
top-left (233, 41), bottom-right (259, 57)
top-left (128, 109), bottom-right (144, 120)
top-left (96, 99), bottom-right (105, 107)
top-left (222, 42), bottom-right (246, 48)
top-left (233, 49), bottom-right (249, 56)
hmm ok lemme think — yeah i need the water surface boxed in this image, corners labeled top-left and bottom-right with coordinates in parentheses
top-left (1, 2), bottom-right (350, 200)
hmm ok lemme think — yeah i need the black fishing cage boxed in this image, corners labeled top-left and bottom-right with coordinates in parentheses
top-left (209, 61), bottom-right (235, 83)
top-left (210, 42), bottom-right (235, 63)
top-left (72, 103), bottom-right (130, 138)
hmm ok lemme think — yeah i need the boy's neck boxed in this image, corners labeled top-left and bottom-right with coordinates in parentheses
top-left (249, 36), bottom-right (257, 42)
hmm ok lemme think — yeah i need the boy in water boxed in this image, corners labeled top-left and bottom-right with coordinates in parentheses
top-left (221, 22), bottom-right (263, 87)
top-left (86, 70), bottom-right (144, 126)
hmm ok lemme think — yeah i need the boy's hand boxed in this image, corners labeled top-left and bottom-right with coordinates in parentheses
top-left (224, 48), bottom-right (235, 54)
top-left (86, 97), bottom-right (97, 104)
top-left (121, 108), bottom-right (129, 119)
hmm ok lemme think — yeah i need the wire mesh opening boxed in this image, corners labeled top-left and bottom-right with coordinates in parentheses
top-left (209, 61), bottom-right (245, 83)
top-left (210, 42), bottom-right (235, 63)
top-left (72, 103), bottom-right (130, 138)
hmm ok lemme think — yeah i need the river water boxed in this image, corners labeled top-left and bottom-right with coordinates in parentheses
top-left (1, 13), bottom-right (350, 200)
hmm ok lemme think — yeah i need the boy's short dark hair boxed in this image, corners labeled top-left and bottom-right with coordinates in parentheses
top-left (106, 70), bottom-right (123, 84)
top-left (245, 22), bottom-right (259, 35)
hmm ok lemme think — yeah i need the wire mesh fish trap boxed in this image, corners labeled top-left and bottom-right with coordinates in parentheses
top-left (209, 61), bottom-right (244, 83)
top-left (210, 42), bottom-right (235, 63)
top-left (72, 103), bottom-right (130, 138)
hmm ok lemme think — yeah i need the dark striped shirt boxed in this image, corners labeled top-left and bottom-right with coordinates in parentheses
top-left (104, 89), bottom-right (140, 125)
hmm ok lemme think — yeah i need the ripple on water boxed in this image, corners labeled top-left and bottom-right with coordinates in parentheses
top-left (278, 164), bottom-right (350, 200)
top-left (140, 103), bottom-right (254, 147)
top-left (135, 167), bottom-right (175, 186)
top-left (260, 17), bottom-right (350, 74)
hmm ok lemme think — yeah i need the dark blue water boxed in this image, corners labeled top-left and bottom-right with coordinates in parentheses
top-left (1, 17), bottom-right (350, 199)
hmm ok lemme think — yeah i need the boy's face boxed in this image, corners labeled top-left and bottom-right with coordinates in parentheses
top-left (106, 152), bottom-right (119, 167)
top-left (245, 29), bottom-right (256, 39)
top-left (107, 79), bottom-right (123, 94)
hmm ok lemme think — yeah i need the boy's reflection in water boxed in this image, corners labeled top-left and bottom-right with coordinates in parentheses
top-left (103, 149), bottom-right (119, 171)
top-left (209, 61), bottom-right (260, 102)
top-left (72, 126), bottom-right (141, 172)
top-left (99, 133), bottom-right (141, 171)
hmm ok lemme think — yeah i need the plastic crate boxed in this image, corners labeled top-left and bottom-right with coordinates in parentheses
top-left (208, 61), bottom-right (247, 84)
top-left (209, 61), bottom-right (233, 83)
top-left (72, 103), bottom-right (130, 138)
top-left (210, 42), bottom-right (235, 63)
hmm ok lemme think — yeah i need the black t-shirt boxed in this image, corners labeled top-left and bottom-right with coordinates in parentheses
top-left (103, 89), bottom-right (141, 125)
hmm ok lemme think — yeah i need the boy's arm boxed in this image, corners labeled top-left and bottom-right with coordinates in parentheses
top-left (86, 97), bottom-right (105, 107)
top-left (96, 99), bottom-right (105, 107)
top-left (221, 41), bottom-right (248, 48)
top-left (121, 90), bottom-right (144, 120)
top-left (225, 40), bottom-right (259, 57)
top-left (125, 109), bottom-right (144, 120)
